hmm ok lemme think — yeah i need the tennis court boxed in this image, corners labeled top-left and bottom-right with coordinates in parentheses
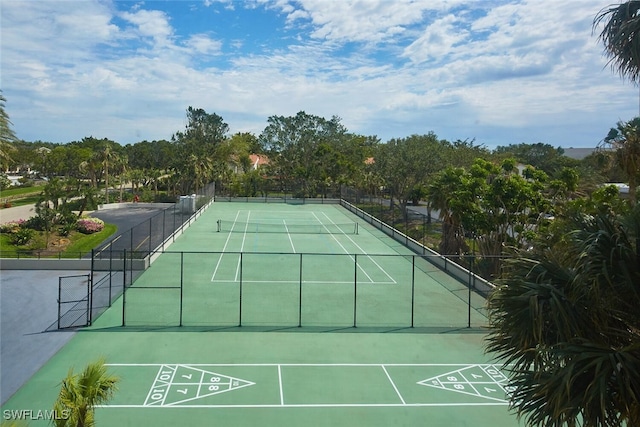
top-left (105, 202), bottom-right (488, 329)
top-left (0, 201), bottom-right (523, 426)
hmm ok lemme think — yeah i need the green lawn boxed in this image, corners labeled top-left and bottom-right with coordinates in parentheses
top-left (0, 185), bottom-right (43, 207)
top-left (0, 223), bottom-right (116, 258)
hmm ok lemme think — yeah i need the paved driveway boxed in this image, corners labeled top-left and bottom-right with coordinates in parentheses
top-left (0, 270), bottom-right (79, 404)
top-left (0, 204), bottom-right (171, 404)
top-left (0, 204), bottom-right (37, 223)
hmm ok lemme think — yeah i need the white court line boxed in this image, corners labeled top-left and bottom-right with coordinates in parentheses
top-left (162, 370), bottom-right (207, 407)
top-left (321, 212), bottom-right (396, 284)
top-left (381, 365), bottom-right (406, 405)
top-left (210, 279), bottom-right (396, 285)
top-left (459, 369), bottom-right (482, 399)
top-left (143, 364), bottom-right (176, 406)
top-left (211, 211), bottom-right (242, 282)
top-left (105, 402), bottom-right (508, 408)
top-left (107, 363), bottom-right (499, 367)
top-left (311, 212), bottom-right (374, 283)
top-left (234, 212), bottom-right (251, 282)
top-left (283, 220), bottom-right (296, 253)
top-left (278, 365), bottom-right (284, 405)
top-left (103, 363), bottom-right (511, 409)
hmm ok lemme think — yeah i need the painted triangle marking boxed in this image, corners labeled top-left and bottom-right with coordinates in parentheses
top-left (417, 364), bottom-right (510, 403)
top-left (144, 365), bottom-right (177, 406)
top-left (156, 365), bottom-right (255, 406)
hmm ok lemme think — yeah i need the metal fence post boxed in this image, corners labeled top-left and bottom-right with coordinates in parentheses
top-left (57, 277), bottom-right (62, 330)
top-left (298, 253), bottom-right (303, 328)
top-left (468, 255), bottom-right (473, 328)
top-left (86, 275), bottom-right (91, 327)
top-left (353, 254), bottom-right (357, 328)
top-left (411, 256), bottom-right (415, 328)
top-left (122, 249), bottom-right (127, 327)
top-left (162, 210), bottom-right (166, 251)
top-left (108, 242), bottom-right (113, 307)
top-left (89, 249), bottom-right (95, 325)
top-left (239, 252), bottom-right (243, 327)
top-left (180, 252), bottom-right (184, 327)
top-left (173, 204), bottom-right (177, 242)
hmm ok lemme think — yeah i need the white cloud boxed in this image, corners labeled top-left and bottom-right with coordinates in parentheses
top-left (119, 9), bottom-right (174, 47)
top-left (0, 1), bottom-right (118, 60)
top-left (185, 34), bottom-right (223, 55)
top-left (281, 0), bottom-right (436, 43)
top-left (0, 0), bottom-right (636, 148)
top-left (403, 14), bottom-right (468, 63)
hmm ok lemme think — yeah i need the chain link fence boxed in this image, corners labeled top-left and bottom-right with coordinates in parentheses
top-left (54, 183), bottom-right (215, 329)
top-left (113, 250), bottom-right (492, 329)
top-left (55, 274), bottom-right (90, 329)
top-left (55, 183), bottom-right (501, 330)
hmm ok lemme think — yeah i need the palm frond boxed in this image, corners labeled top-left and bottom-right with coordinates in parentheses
top-left (594, 1), bottom-right (640, 83)
top-left (52, 359), bottom-right (119, 427)
top-left (486, 209), bottom-right (640, 426)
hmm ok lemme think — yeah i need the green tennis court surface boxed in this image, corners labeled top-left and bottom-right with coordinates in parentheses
top-left (1, 202), bottom-right (523, 426)
top-left (107, 203), bottom-right (488, 329)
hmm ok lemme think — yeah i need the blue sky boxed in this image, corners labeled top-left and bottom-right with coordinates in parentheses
top-left (1, 0), bottom-right (638, 148)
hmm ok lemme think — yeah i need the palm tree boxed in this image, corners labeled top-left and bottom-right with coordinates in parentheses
top-left (0, 91), bottom-right (17, 171)
top-left (146, 167), bottom-right (162, 197)
top-left (594, 1), bottom-right (640, 84)
top-left (79, 157), bottom-right (101, 191)
top-left (0, 139), bottom-right (16, 172)
top-left (427, 167), bottom-right (473, 256)
top-left (188, 153), bottom-right (213, 195)
top-left (486, 208), bottom-right (640, 427)
top-left (96, 143), bottom-right (119, 204)
top-left (603, 117), bottom-right (640, 205)
top-left (53, 358), bottom-right (119, 427)
top-left (129, 168), bottom-right (145, 196)
top-left (76, 184), bottom-right (98, 217)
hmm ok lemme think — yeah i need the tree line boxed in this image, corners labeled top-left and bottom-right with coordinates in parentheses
top-left (1, 104), bottom-right (638, 260)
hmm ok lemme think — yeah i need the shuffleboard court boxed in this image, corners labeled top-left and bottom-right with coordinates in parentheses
top-left (104, 363), bottom-right (512, 408)
top-left (1, 330), bottom-right (523, 426)
top-left (1, 201), bottom-right (523, 426)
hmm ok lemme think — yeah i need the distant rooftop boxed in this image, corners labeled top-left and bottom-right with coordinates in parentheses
top-left (562, 147), bottom-right (597, 160)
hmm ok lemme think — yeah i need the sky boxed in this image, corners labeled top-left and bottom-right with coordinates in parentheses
top-left (1, 0), bottom-right (638, 149)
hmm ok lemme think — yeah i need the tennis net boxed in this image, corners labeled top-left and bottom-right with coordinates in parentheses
top-left (216, 219), bottom-right (358, 234)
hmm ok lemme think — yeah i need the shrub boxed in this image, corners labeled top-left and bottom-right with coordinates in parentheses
top-left (0, 175), bottom-right (11, 190)
top-left (59, 211), bottom-right (78, 226)
top-left (25, 215), bottom-right (48, 231)
top-left (59, 222), bottom-right (76, 237)
top-left (154, 193), bottom-right (177, 203)
top-left (12, 228), bottom-right (34, 245)
top-left (77, 217), bottom-right (105, 234)
top-left (0, 219), bottom-right (26, 233)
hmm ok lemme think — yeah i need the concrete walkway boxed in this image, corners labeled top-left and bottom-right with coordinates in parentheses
top-left (0, 206), bottom-right (80, 404)
top-left (0, 204), bottom-right (37, 223)
top-left (0, 270), bottom-right (79, 404)
top-left (0, 203), bottom-right (169, 404)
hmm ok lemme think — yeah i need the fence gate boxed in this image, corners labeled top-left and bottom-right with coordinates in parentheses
top-left (57, 274), bottom-right (91, 329)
